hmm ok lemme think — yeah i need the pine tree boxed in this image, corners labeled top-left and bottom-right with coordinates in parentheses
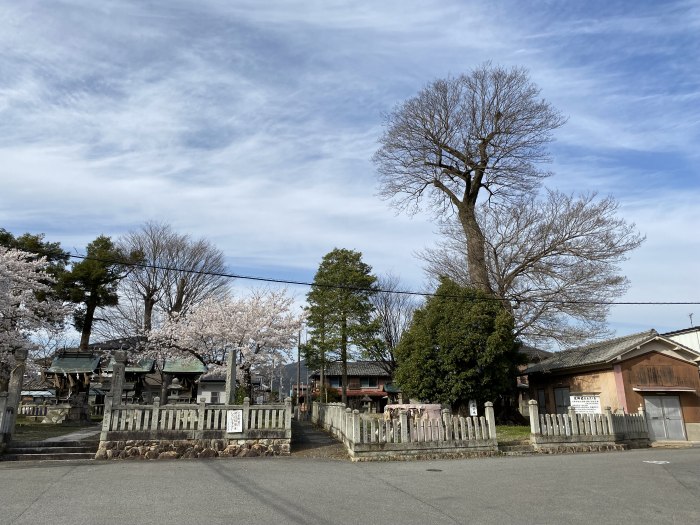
top-left (304, 248), bottom-right (378, 405)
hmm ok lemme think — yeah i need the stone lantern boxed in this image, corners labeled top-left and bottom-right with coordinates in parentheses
top-left (167, 378), bottom-right (183, 404)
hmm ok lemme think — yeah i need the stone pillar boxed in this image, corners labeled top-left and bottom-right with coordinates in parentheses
top-left (0, 392), bottom-right (8, 442)
top-left (284, 397), bottom-right (292, 438)
top-left (484, 402), bottom-right (496, 441)
top-left (345, 408), bottom-right (352, 445)
top-left (528, 400), bottom-right (540, 435)
top-left (4, 348), bottom-right (28, 442)
top-left (224, 349), bottom-right (236, 406)
top-left (442, 408), bottom-right (452, 441)
top-left (399, 410), bottom-right (408, 443)
top-left (352, 409), bottom-right (360, 445)
top-left (110, 351), bottom-right (127, 407)
top-left (604, 406), bottom-right (614, 436)
top-left (568, 406), bottom-right (579, 436)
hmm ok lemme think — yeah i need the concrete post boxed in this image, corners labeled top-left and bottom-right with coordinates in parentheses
top-left (442, 408), bottom-right (453, 441)
top-left (484, 402), bottom-right (497, 441)
top-left (568, 406), bottom-right (579, 436)
top-left (604, 406), bottom-right (614, 436)
top-left (224, 349), bottom-right (236, 405)
top-left (345, 408), bottom-right (352, 444)
top-left (110, 350), bottom-right (127, 407)
top-left (528, 400), bottom-right (540, 435)
top-left (0, 392), bottom-right (9, 442)
top-left (352, 409), bottom-right (360, 445)
top-left (5, 348), bottom-right (28, 442)
top-left (399, 410), bottom-right (408, 443)
top-left (197, 398), bottom-right (206, 438)
top-left (283, 397), bottom-right (292, 437)
top-left (243, 397), bottom-right (251, 430)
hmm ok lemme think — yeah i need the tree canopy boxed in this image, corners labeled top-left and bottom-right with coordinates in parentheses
top-left (304, 248), bottom-right (378, 404)
top-left (375, 63), bottom-right (565, 294)
top-left (394, 278), bottom-right (521, 413)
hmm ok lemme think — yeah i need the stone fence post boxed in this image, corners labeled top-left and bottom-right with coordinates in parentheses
top-left (5, 348), bottom-right (28, 443)
top-left (0, 393), bottom-right (8, 442)
top-left (484, 402), bottom-right (497, 441)
top-left (604, 406), bottom-right (615, 436)
top-left (399, 410), bottom-right (408, 443)
top-left (352, 409), bottom-right (360, 445)
top-left (528, 400), bottom-right (540, 435)
top-left (284, 397), bottom-right (292, 437)
top-left (110, 350), bottom-right (127, 407)
top-left (442, 407), bottom-right (453, 441)
top-left (568, 406), bottom-right (579, 435)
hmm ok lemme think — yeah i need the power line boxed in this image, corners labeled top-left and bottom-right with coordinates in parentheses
top-left (63, 252), bottom-right (700, 307)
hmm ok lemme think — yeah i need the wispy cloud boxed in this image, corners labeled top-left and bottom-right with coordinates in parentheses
top-left (1, 0), bottom-right (699, 337)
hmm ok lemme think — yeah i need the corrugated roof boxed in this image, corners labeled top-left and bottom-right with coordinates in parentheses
top-left (163, 359), bottom-right (207, 374)
top-left (525, 330), bottom-right (658, 374)
top-left (323, 361), bottom-right (391, 377)
top-left (47, 352), bottom-right (101, 374)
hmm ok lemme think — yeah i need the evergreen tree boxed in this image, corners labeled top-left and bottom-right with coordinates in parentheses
top-left (304, 248), bottom-right (378, 404)
top-left (60, 235), bottom-right (133, 350)
top-left (394, 277), bottom-right (522, 414)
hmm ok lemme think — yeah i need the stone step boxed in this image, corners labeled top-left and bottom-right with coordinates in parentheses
top-left (2, 452), bottom-right (97, 461)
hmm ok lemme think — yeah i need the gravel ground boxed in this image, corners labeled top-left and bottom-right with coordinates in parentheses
top-left (290, 419), bottom-right (349, 460)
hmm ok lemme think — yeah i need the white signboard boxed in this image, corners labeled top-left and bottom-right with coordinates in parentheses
top-left (226, 409), bottom-right (243, 433)
top-left (569, 394), bottom-right (601, 414)
top-left (468, 399), bottom-right (478, 416)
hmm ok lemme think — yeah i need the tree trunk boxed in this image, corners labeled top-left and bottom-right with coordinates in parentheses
top-left (458, 204), bottom-right (494, 294)
top-left (79, 293), bottom-right (98, 350)
top-left (144, 295), bottom-right (155, 332)
top-left (341, 316), bottom-right (348, 405)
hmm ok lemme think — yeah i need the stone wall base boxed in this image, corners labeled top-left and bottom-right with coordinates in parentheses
top-left (532, 443), bottom-right (626, 454)
top-left (95, 438), bottom-right (290, 460)
top-left (350, 449), bottom-right (499, 462)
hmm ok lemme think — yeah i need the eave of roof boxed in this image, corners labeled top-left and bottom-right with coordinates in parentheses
top-left (524, 330), bottom-right (660, 375)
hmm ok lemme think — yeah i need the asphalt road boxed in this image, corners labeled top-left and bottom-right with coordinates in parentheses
top-left (1, 448), bottom-right (698, 525)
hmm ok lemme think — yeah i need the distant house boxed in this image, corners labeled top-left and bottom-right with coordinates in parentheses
top-left (515, 345), bottom-right (553, 416)
top-left (525, 329), bottom-right (700, 441)
top-left (311, 361), bottom-right (392, 412)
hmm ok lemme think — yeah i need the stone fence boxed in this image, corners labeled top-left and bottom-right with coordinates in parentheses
top-left (527, 400), bottom-right (649, 451)
top-left (312, 401), bottom-right (498, 461)
top-left (97, 397), bottom-right (292, 460)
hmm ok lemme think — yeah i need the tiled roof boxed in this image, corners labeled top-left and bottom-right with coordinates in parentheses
top-left (525, 330), bottom-right (658, 374)
top-left (104, 358), bottom-right (155, 373)
top-left (519, 345), bottom-right (553, 363)
top-left (323, 361), bottom-right (391, 377)
top-left (163, 359), bottom-right (207, 374)
top-left (47, 352), bottom-right (101, 374)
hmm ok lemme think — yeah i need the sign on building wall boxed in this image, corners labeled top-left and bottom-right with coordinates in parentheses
top-left (569, 394), bottom-right (601, 414)
top-left (226, 409), bottom-right (243, 433)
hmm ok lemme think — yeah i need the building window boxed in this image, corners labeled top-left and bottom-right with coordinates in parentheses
top-left (210, 391), bottom-right (220, 404)
top-left (329, 377), bottom-right (341, 388)
top-left (360, 377), bottom-right (378, 388)
top-left (554, 387), bottom-right (570, 415)
top-left (537, 389), bottom-right (546, 412)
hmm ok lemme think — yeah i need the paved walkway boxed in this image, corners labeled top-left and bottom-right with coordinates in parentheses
top-left (42, 424), bottom-right (101, 443)
top-left (290, 418), bottom-right (348, 460)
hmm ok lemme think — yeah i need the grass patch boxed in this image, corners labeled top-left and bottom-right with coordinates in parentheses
top-left (12, 417), bottom-right (99, 442)
top-left (496, 425), bottom-right (531, 444)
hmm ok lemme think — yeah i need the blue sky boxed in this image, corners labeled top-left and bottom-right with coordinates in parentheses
top-left (1, 0), bottom-right (699, 342)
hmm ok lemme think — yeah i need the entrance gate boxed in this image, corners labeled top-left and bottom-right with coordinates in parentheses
top-left (644, 395), bottom-right (686, 441)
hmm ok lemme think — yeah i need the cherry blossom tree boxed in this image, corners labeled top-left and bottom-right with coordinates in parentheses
top-left (0, 247), bottom-right (67, 390)
top-left (147, 289), bottom-right (302, 400)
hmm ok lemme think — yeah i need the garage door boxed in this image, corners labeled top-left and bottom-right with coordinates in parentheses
top-left (644, 395), bottom-right (686, 441)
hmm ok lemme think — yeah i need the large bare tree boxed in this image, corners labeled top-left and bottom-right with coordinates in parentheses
top-left (374, 63), bottom-right (565, 293)
top-left (100, 222), bottom-right (229, 339)
top-left (366, 273), bottom-right (420, 375)
top-left (419, 190), bottom-right (644, 347)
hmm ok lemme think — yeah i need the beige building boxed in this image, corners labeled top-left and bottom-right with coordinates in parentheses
top-left (525, 330), bottom-right (700, 441)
